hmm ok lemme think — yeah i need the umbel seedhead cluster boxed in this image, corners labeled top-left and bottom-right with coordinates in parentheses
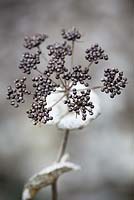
top-left (6, 27), bottom-right (127, 125)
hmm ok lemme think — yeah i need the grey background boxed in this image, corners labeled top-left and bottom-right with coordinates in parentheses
top-left (0, 0), bottom-right (134, 200)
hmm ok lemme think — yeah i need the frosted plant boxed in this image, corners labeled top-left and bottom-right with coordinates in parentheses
top-left (6, 27), bottom-right (127, 200)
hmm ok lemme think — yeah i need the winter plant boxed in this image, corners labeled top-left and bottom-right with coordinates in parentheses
top-left (6, 27), bottom-right (128, 200)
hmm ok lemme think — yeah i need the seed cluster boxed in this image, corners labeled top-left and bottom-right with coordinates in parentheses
top-left (85, 44), bottom-right (108, 64)
top-left (6, 77), bottom-right (31, 107)
top-left (27, 100), bottom-right (53, 125)
top-left (47, 41), bottom-right (72, 58)
top-left (24, 33), bottom-right (48, 49)
top-left (32, 75), bottom-right (59, 101)
top-left (27, 75), bottom-right (59, 124)
top-left (64, 89), bottom-right (94, 120)
top-left (45, 59), bottom-right (68, 79)
top-left (70, 65), bottom-right (91, 86)
top-left (19, 52), bottom-right (40, 74)
top-left (61, 65), bottom-right (91, 87)
top-left (101, 68), bottom-right (127, 98)
top-left (44, 42), bottom-right (72, 78)
top-left (61, 27), bottom-right (81, 41)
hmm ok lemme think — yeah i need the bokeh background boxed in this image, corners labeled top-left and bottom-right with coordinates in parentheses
top-left (0, 0), bottom-right (134, 199)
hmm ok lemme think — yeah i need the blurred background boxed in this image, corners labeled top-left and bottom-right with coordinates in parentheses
top-left (0, 0), bottom-right (134, 199)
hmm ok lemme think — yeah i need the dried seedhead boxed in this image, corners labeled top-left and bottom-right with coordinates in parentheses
top-left (6, 27), bottom-right (127, 126)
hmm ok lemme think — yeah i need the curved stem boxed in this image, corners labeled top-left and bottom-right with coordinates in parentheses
top-left (51, 129), bottom-right (70, 200)
top-left (57, 129), bottom-right (70, 162)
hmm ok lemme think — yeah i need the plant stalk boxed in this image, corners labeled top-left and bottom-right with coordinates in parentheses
top-left (52, 181), bottom-right (58, 200)
top-left (71, 41), bottom-right (74, 68)
top-left (51, 129), bottom-right (70, 200)
top-left (57, 129), bottom-right (70, 162)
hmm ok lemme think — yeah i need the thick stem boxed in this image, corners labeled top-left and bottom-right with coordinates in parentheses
top-left (52, 181), bottom-right (58, 200)
top-left (57, 129), bottom-right (70, 162)
top-left (51, 129), bottom-right (70, 200)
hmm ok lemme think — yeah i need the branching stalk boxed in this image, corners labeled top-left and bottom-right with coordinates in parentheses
top-left (50, 94), bottom-right (66, 108)
top-left (35, 68), bottom-right (44, 75)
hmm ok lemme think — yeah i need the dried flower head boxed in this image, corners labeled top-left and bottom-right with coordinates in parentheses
top-left (27, 101), bottom-right (53, 125)
top-left (32, 75), bottom-right (59, 101)
top-left (7, 28), bottom-right (127, 128)
top-left (61, 27), bottom-right (81, 41)
top-left (101, 68), bottom-right (128, 98)
top-left (19, 52), bottom-right (40, 74)
top-left (85, 44), bottom-right (108, 64)
top-left (44, 41), bottom-right (72, 78)
top-left (64, 89), bottom-right (94, 120)
top-left (6, 77), bottom-right (31, 108)
top-left (70, 65), bottom-right (91, 86)
top-left (24, 33), bottom-right (48, 49)
top-left (47, 41), bottom-right (72, 57)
